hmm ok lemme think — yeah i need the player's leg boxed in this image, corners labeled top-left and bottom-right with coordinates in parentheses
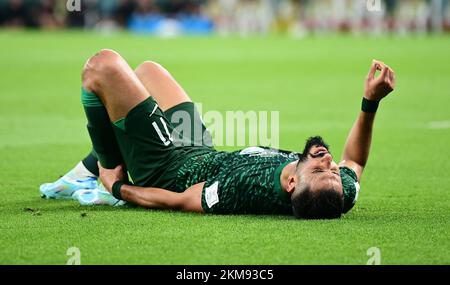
top-left (74, 57), bottom-right (216, 205)
top-left (43, 54), bottom-right (210, 202)
top-left (40, 59), bottom-right (193, 199)
top-left (82, 49), bottom-right (150, 122)
top-left (76, 61), bottom-right (192, 172)
top-left (82, 49), bottom-right (183, 188)
top-left (134, 61), bottom-right (192, 110)
top-left (72, 50), bottom-right (161, 205)
top-left (41, 50), bottom-right (132, 199)
top-left (42, 49), bottom-right (137, 199)
top-left (81, 150), bottom-right (99, 176)
top-left (82, 56), bottom-right (210, 164)
top-left (70, 61), bottom-right (190, 205)
top-left (134, 61), bottom-right (213, 147)
top-left (73, 61), bottom-right (206, 205)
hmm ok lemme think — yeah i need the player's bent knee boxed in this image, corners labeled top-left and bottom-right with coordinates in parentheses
top-left (97, 48), bottom-right (120, 58)
top-left (82, 49), bottom-right (124, 92)
top-left (135, 61), bottom-right (168, 79)
top-left (95, 49), bottom-right (123, 74)
top-left (81, 63), bottom-right (96, 92)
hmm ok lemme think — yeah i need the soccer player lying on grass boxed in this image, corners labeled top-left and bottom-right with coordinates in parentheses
top-left (40, 50), bottom-right (395, 219)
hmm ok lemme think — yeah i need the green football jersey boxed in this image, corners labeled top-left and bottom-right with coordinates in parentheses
top-left (176, 146), bottom-right (298, 215)
top-left (176, 146), bottom-right (360, 215)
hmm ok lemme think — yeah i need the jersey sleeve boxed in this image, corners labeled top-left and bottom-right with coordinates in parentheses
top-left (339, 166), bottom-right (360, 213)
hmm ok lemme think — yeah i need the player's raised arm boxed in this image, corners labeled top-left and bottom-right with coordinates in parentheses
top-left (98, 163), bottom-right (205, 212)
top-left (340, 60), bottom-right (396, 181)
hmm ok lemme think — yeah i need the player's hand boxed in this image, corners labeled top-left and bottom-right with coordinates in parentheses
top-left (364, 60), bottom-right (396, 101)
top-left (98, 162), bottom-right (125, 193)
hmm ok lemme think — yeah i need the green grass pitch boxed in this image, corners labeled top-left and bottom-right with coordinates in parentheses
top-left (0, 31), bottom-right (449, 264)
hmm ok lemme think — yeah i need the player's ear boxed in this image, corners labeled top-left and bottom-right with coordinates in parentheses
top-left (286, 175), bottom-right (297, 194)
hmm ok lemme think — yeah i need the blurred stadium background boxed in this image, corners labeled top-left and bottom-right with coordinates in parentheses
top-left (1, 0), bottom-right (449, 36)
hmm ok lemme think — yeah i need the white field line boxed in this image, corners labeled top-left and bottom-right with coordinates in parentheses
top-left (427, 120), bottom-right (450, 129)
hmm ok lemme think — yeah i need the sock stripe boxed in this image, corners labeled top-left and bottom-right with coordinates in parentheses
top-left (81, 87), bottom-right (103, 107)
top-left (113, 118), bottom-right (126, 131)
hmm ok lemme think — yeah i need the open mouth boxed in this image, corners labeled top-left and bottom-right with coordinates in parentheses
top-left (309, 146), bottom-right (329, 158)
top-left (314, 146), bottom-right (329, 155)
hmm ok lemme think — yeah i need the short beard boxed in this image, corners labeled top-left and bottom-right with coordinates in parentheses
top-left (298, 136), bottom-right (330, 163)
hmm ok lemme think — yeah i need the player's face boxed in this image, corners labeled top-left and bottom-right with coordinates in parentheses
top-left (298, 145), bottom-right (343, 194)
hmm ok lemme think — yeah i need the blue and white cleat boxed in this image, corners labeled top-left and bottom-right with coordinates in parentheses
top-left (40, 176), bottom-right (98, 200)
top-left (72, 187), bottom-right (126, 206)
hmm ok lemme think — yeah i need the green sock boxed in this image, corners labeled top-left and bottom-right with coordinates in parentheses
top-left (81, 88), bottom-right (123, 169)
top-left (81, 151), bottom-right (99, 176)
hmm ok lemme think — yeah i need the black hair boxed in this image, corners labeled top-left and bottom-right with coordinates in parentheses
top-left (298, 136), bottom-right (330, 164)
top-left (291, 184), bottom-right (343, 219)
